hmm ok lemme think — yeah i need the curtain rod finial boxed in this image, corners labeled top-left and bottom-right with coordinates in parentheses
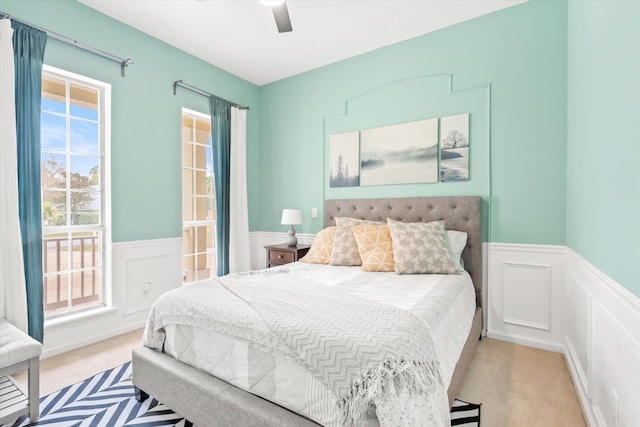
top-left (120, 58), bottom-right (134, 77)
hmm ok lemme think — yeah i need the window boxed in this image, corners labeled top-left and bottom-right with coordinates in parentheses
top-left (41, 66), bottom-right (110, 318)
top-left (182, 109), bottom-right (216, 283)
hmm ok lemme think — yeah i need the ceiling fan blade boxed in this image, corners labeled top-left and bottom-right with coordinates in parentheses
top-left (271, 2), bottom-right (292, 33)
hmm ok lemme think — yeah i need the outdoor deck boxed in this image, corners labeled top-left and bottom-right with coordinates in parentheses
top-left (43, 236), bottom-right (100, 316)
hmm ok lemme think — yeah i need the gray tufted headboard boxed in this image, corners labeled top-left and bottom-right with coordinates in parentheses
top-left (324, 196), bottom-right (483, 308)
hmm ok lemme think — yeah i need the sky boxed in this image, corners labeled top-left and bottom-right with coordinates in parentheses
top-left (41, 97), bottom-right (100, 178)
top-left (440, 113), bottom-right (469, 147)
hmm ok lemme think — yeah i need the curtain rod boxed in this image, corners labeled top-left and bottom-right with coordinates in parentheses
top-left (0, 11), bottom-right (133, 77)
top-left (173, 80), bottom-right (250, 110)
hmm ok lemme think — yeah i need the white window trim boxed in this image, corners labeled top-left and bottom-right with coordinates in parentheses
top-left (42, 65), bottom-right (112, 322)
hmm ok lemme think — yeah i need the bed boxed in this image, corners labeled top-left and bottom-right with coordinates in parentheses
top-left (132, 196), bottom-right (483, 426)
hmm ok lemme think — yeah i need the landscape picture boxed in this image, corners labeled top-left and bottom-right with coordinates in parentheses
top-left (440, 113), bottom-right (470, 182)
top-left (360, 118), bottom-right (438, 186)
top-left (329, 131), bottom-right (360, 187)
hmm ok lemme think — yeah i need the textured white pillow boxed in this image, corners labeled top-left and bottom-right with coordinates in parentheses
top-left (446, 230), bottom-right (468, 272)
top-left (387, 219), bottom-right (458, 274)
top-left (330, 217), bottom-right (379, 266)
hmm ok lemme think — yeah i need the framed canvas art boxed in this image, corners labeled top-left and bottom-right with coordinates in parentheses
top-left (440, 113), bottom-right (469, 182)
top-left (360, 118), bottom-right (438, 186)
top-left (329, 131), bottom-right (360, 187)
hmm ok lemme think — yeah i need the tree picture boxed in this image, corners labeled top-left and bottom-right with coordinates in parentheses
top-left (329, 131), bottom-right (360, 188)
top-left (439, 113), bottom-right (470, 182)
top-left (442, 129), bottom-right (468, 148)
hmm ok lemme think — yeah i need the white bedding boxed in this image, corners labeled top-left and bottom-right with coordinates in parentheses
top-left (157, 263), bottom-right (476, 426)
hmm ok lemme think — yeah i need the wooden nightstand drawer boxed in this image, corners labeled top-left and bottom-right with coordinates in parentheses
top-left (264, 244), bottom-right (311, 268)
top-left (269, 250), bottom-right (294, 263)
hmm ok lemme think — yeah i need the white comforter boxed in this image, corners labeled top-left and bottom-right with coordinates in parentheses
top-left (143, 262), bottom-right (476, 426)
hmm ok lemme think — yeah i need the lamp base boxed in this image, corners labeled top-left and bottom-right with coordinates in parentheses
top-left (287, 225), bottom-right (297, 247)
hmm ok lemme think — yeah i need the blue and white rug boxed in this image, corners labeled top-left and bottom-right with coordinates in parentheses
top-left (3, 362), bottom-right (185, 427)
top-left (450, 399), bottom-right (482, 426)
top-left (3, 361), bottom-right (481, 426)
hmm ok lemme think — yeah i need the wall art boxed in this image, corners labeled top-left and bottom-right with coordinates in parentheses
top-left (360, 118), bottom-right (438, 186)
top-left (329, 131), bottom-right (360, 187)
top-left (440, 113), bottom-right (469, 182)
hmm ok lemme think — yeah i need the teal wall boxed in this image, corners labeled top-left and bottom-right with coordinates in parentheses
top-left (567, 1), bottom-right (640, 296)
top-left (5, 1), bottom-right (637, 297)
top-left (2, 0), bottom-right (260, 243)
top-left (254, 0), bottom-right (567, 244)
top-left (3, 1), bottom-right (567, 245)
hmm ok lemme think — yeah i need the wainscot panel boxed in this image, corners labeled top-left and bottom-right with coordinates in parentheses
top-left (42, 238), bottom-right (182, 359)
top-left (565, 250), bottom-right (640, 427)
top-left (114, 238), bottom-right (184, 315)
top-left (488, 243), bottom-right (567, 352)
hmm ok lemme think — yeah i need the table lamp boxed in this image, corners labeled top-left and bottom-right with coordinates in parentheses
top-left (281, 209), bottom-right (302, 246)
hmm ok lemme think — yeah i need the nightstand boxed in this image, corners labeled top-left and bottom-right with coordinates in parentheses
top-left (264, 243), bottom-right (311, 268)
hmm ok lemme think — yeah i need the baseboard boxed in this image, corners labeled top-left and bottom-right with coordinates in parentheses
top-left (42, 320), bottom-right (146, 360)
top-left (486, 330), bottom-right (565, 353)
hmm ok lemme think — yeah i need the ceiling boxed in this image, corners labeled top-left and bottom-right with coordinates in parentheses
top-left (79, 0), bottom-right (526, 87)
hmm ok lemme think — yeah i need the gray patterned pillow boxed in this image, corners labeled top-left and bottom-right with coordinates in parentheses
top-left (330, 217), bottom-right (379, 266)
top-left (387, 219), bottom-right (458, 274)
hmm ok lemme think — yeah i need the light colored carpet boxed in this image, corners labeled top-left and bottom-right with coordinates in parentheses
top-left (15, 328), bottom-right (143, 397)
top-left (16, 330), bottom-right (586, 426)
top-left (458, 338), bottom-right (586, 426)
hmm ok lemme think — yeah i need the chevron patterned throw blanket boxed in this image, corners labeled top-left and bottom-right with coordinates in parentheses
top-left (218, 269), bottom-right (450, 427)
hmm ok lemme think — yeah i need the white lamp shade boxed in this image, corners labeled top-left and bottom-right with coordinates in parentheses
top-left (281, 209), bottom-right (302, 225)
top-left (259, 0), bottom-right (285, 6)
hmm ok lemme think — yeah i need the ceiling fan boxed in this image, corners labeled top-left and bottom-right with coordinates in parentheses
top-left (260, 0), bottom-right (293, 33)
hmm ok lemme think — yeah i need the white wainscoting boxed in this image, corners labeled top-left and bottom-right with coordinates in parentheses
top-left (488, 243), bottom-right (567, 352)
top-left (42, 237), bottom-right (182, 359)
top-left (565, 250), bottom-right (640, 427)
top-left (490, 242), bottom-right (640, 427)
top-left (45, 233), bottom-right (635, 425)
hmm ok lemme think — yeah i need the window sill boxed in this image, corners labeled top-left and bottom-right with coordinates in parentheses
top-left (44, 306), bottom-right (117, 331)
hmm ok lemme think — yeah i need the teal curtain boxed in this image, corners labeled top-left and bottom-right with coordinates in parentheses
top-left (12, 21), bottom-right (47, 342)
top-left (209, 98), bottom-right (232, 276)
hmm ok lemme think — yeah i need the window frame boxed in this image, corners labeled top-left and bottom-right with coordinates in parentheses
top-left (181, 107), bottom-right (216, 283)
top-left (41, 65), bottom-right (112, 320)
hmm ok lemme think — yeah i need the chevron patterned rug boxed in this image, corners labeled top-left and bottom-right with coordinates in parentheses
top-left (2, 361), bottom-right (481, 426)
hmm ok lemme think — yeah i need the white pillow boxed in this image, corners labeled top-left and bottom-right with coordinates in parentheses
top-left (446, 230), bottom-right (468, 272)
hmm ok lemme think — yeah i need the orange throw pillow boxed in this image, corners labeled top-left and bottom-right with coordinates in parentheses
top-left (299, 226), bottom-right (336, 264)
top-left (351, 224), bottom-right (395, 272)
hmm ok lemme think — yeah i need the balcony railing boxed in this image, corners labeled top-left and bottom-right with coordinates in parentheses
top-left (43, 236), bottom-right (100, 316)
